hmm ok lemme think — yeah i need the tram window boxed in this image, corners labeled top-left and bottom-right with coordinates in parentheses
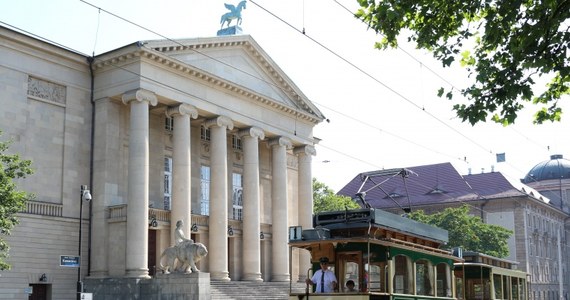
top-left (416, 259), bottom-right (434, 296)
top-left (364, 262), bottom-right (387, 292)
top-left (436, 263), bottom-right (451, 297)
top-left (511, 277), bottom-right (519, 300)
top-left (503, 276), bottom-right (508, 299)
top-left (394, 255), bottom-right (411, 294)
top-left (493, 274), bottom-right (503, 299)
top-left (344, 261), bottom-right (360, 292)
top-left (456, 277), bottom-right (464, 300)
top-left (520, 280), bottom-right (526, 300)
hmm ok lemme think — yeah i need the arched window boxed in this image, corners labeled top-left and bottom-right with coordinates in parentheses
top-left (415, 259), bottom-right (434, 296)
top-left (393, 255), bottom-right (412, 294)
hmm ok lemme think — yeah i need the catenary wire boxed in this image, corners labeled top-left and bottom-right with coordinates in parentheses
top-left (79, 0), bottom-right (551, 186)
top-left (1, 21), bottom-right (527, 218)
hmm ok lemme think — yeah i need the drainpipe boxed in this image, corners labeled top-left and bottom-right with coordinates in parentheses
top-left (87, 56), bottom-right (95, 276)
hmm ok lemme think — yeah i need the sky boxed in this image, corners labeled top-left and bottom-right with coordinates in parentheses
top-left (1, 0), bottom-right (569, 191)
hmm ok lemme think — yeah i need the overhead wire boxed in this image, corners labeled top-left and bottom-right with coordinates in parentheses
top-left (77, 0), bottom-right (550, 188)
top-left (77, 0), bottom-right (473, 165)
top-left (6, 1), bottom-right (551, 202)
top-left (330, 0), bottom-right (552, 182)
top-left (2, 4), bottom-right (547, 218)
top-left (249, 0), bottom-right (495, 160)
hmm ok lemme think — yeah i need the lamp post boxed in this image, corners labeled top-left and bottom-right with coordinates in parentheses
top-left (77, 185), bottom-right (92, 300)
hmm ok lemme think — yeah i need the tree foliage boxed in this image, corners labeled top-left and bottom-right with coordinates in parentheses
top-left (0, 131), bottom-right (33, 270)
top-left (313, 178), bottom-right (360, 213)
top-left (407, 205), bottom-right (512, 258)
top-left (356, 0), bottom-right (570, 125)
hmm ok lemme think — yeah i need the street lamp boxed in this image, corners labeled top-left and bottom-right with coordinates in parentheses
top-left (77, 185), bottom-right (92, 300)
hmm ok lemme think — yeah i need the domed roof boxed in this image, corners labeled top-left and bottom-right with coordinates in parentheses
top-left (522, 154), bottom-right (570, 184)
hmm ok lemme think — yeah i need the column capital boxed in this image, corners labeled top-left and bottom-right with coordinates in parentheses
top-left (268, 137), bottom-right (292, 149)
top-left (204, 115), bottom-right (234, 130)
top-left (166, 104), bottom-right (198, 119)
top-left (121, 89), bottom-right (158, 106)
top-left (238, 127), bottom-right (265, 140)
top-left (293, 145), bottom-right (316, 156)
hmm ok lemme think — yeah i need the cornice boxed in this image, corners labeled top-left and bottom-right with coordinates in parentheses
top-left (92, 43), bottom-right (323, 124)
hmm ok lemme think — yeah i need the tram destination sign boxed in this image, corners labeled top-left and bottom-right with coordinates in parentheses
top-left (60, 255), bottom-right (80, 267)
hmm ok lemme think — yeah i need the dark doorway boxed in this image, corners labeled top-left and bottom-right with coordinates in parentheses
top-left (28, 284), bottom-right (48, 300)
top-left (148, 229), bottom-right (157, 276)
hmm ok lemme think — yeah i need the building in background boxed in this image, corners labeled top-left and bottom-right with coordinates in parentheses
top-left (339, 161), bottom-right (569, 300)
top-left (0, 24), bottom-right (323, 299)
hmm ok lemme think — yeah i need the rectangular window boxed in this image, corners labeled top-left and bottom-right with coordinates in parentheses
top-left (200, 125), bottom-right (211, 141)
top-left (200, 165), bottom-right (210, 215)
top-left (232, 134), bottom-right (242, 150)
top-left (232, 173), bottom-right (243, 220)
top-left (164, 157), bottom-right (172, 210)
top-left (165, 116), bottom-right (173, 132)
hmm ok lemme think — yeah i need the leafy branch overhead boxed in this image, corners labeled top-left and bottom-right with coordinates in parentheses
top-left (407, 205), bottom-right (512, 258)
top-left (0, 131), bottom-right (34, 270)
top-left (356, 0), bottom-right (569, 125)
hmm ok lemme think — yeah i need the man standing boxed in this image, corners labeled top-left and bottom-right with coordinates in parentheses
top-left (306, 257), bottom-right (337, 293)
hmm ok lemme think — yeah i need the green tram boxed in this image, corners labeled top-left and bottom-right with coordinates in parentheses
top-left (454, 251), bottom-right (529, 300)
top-left (288, 208), bottom-right (462, 300)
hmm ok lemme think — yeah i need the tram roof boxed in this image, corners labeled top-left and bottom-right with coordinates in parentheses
top-left (313, 208), bottom-right (448, 244)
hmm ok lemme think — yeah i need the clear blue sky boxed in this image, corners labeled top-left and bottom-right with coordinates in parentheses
top-left (2, 0), bottom-right (568, 191)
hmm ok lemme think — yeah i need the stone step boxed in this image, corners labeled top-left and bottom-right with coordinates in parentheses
top-left (211, 281), bottom-right (307, 300)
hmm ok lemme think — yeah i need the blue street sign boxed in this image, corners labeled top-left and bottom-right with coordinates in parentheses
top-left (60, 255), bottom-right (80, 267)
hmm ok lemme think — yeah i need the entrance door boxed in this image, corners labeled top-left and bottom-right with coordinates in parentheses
top-left (29, 284), bottom-right (47, 300)
top-left (148, 229), bottom-right (157, 276)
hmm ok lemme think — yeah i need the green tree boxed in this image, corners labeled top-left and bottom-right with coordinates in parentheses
top-left (407, 205), bottom-right (512, 258)
top-left (356, 0), bottom-right (569, 125)
top-left (313, 178), bottom-right (360, 213)
top-left (0, 131), bottom-right (33, 270)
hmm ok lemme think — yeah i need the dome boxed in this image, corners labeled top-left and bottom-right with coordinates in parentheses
top-left (522, 154), bottom-right (570, 184)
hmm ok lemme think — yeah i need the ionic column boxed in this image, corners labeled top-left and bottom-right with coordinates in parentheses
top-left (269, 137), bottom-right (292, 282)
top-left (205, 116), bottom-right (233, 281)
top-left (239, 127), bottom-right (265, 282)
top-left (122, 89), bottom-right (157, 278)
top-left (294, 145), bottom-right (316, 281)
top-left (166, 104), bottom-right (198, 244)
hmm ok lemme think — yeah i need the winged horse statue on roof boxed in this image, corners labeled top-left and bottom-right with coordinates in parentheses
top-left (220, 1), bottom-right (247, 29)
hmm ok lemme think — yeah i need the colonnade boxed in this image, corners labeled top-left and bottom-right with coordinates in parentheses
top-left (90, 89), bottom-right (316, 281)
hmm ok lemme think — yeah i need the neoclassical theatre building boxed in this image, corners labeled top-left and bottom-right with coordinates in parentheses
top-left (0, 24), bottom-right (324, 299)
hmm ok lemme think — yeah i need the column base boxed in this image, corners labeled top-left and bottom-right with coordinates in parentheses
top-left (242, 273), bottom-right (263, 282)
top-left (126, 268), bottom-right (151, 279)
top-left (270, 274), bottom-right (290, 282)
top-left (210, 271), bottom-right (231, 281)
top-left (87, 271), bottom-right (109, 279)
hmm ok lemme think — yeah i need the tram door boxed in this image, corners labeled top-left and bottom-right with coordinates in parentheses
top-left (337, 252), bottom-right (362, 292)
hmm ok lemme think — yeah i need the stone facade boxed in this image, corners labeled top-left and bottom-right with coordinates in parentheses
top-left (0, 25), bottom-right (324, 299)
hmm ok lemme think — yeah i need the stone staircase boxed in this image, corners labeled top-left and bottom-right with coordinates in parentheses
top-left (211, 280), bottom-right (307, 300)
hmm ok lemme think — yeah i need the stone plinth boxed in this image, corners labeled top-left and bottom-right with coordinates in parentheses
top-left (84, 272), bottom-right (210, 300)
top-left (217, 26), bottom-right (243, 36)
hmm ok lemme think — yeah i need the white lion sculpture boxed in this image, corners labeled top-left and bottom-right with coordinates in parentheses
top-left (160, 241), bottom-right (208, 274)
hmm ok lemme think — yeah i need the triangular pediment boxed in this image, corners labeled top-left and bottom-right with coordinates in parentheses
top-left (142, 35), bottom-right (324, 121)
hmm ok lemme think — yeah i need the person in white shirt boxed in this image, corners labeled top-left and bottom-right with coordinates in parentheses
top-left (305, 257), bottom-right (337, 293)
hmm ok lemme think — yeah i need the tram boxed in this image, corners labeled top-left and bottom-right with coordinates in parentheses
top-left (288, 207), bottom-right (462, 300)
top-left (454, 251), bottom-right (529, 300)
